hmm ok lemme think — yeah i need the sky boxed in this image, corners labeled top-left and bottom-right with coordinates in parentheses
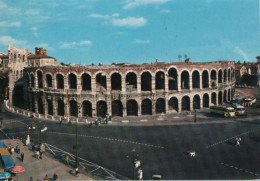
top-left (0, 0), bottom-right (259, 65)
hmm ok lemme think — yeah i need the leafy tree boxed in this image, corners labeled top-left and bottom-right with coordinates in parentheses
top-left (236, 60), bottom-right (241, 65)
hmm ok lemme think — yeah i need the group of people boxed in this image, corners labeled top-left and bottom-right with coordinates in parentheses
top-left (8, 143), bottom-right (24, 162)
top-left (42, 173), bottom-right (58, 181)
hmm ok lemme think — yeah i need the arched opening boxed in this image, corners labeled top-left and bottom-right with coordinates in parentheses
top-left (70, 100), bottom-right (78, 117)
top-left (47, 99), bottom-right (53, 115)
top-left (156, 98), bottom-right (166, 114)
top-left (168, 68), bottom-right (178, 90)
top-left (56, 74), bottom-right (64, 89)
top-left (13, 84), bottom-right (24, 108)
top-left (181, 71), bottom-right (189, 89)
top-left (193, 95), bottom-right (200, 109)
top-left (182, 96), bottom-right (190, 111)
top-left (111, 73), bottom-right (122, 91)
top-left (69, 73), bottom-right (77, 89)
top-left (38, 97), bottom-right (44, 114)
top-left (231, 68), bottom-right (235, 80)
top-left (141, 99), bottom-right (152, 115)
top-left (192, 70), bottom-right (200, 89)
top-left (82, 73), bottom-right (91, 90)
top-left (231, 88), bottom-right (235, 99)
top-left (228, 69), bottom-right (231, 82)
top-left (202, 70), bottom-right (209, 88)
top-left (126, 72), bottom-right (137, 91)
top-left (210, 70), bottom-right (217, 87)
top-left (211, 92), bottom-right (217, 105)
top-left (218, 70), bottom-right (222, 84)
top-left (46, 74), bottom-right (52, 88)
top-left (37, 70), bottom-right (43, 88)
top-left (224, 69), bottom-right (227, 83)
top-left (141, 72), bottom-right (151, 91)
top-left (228, 89), bottom-right (231, 102)
top-left (127, 99), bottom-right (138, 116)
top-left (156, 71), bottom-right (165, 90)
top-left (168, 97), bottom-right (178, 112)
top-left (112, 100), bottom-right (123, 117)
top-left (30, 74), bottom-right (35, 88)
top-left (203, 93), bottom-right (209, 108)
top-left (83, 101), bottom-right (92, 117)
top-left (97, 100), bottom-right (107, 118)
top-left (26, 74), bottom-right (30, 87)
top-left (57, 99), bottom-right (64, 116)
top-left (224, 90), bottom-right (227, 103)
top-left (218, 91), bottom-right (223, 105)
top-left (96, 73), bottom-right (107, 91)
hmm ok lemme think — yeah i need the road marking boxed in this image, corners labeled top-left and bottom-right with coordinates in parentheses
top-left (216, 161), bottom-right (259, 177)
top-left (121, 120), bottom-right (129, 123)
top-left (140, 119), bottom-right (147, 122)
top-left (47, 131), bottom-right (165, 149)
top-left (206, 130), bottom-right (253, 149)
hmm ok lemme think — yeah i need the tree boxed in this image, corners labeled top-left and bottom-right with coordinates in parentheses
top-left (236, 60), bottom-right (241, 65)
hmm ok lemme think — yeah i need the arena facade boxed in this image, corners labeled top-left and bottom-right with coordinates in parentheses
top-left (23, 59), bottom-right (235, 118)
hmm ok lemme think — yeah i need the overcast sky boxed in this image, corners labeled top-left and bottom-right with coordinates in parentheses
top-left (0, 0), bottom-right (259, 65)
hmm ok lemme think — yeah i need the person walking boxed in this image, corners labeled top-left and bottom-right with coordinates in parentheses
top-left (16, 143), bottom-right (20, 154)
top-left (43, 174), bottom-right (49, 180)
top-left (53, 173), bottom-right (58, 181)
top-left (39, 151), bottom-right (43, 159)
top-left (65, 155), bottom-right (70, 165)
top-left (75, 167), bottom-right (79, 177)
top-left (20, 152), bottom-right (24, 162)
top-left (36, 150), bottom-right (40, 159)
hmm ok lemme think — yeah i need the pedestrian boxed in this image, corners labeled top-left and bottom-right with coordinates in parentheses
top-left (43, 174), bottom-right (49, 180)
top-left (65, 155), bottom-right (70, 165)
top-left (53, 173), bottom-right (58, 181)
top-left (16, 143), bottom-right (20, 154)
top-left (36, 150), bottom-right (40, 159)
top-left (20, 152), bottom-right (24, 162)
top-left (29, 176), bottom-right (33, 181)
top-left (75, 167), bottom-right (79, 177)
top-left (39, 151), bottom-right (43, 159)
top-left (236, 137), bottom-right (240, 146)
top-left (32, 144), bottom-right (35, 152)
top-left (10, 146), bottom-right (14, 155)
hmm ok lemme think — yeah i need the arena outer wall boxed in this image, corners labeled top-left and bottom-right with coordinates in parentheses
top-left (23, 60), bottom-right (235, 119)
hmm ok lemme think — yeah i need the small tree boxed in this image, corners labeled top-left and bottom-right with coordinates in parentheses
top-left (236, 60), bottom-right (241, 65)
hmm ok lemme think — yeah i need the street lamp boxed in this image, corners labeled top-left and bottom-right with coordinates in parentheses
top-left (38, 121), bottom-right (47, 146)
top-left (132, 148), bottom-right (135, 180)
top-left (194, 109), bottom-right (197, 123)
top-left (74, 102), bottom-right (82, 176)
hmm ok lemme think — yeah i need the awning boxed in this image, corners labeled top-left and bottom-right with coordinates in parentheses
top-left (0, 148), bottom-right (10, 155)
top-left (10, 166), bottom-right (25, 173)
top-left (0, 172), bottom-right (10, 179)
top-left (1, 155), bottom-right (15, 170)
top-left (0, 142), bottom-right (7, 148)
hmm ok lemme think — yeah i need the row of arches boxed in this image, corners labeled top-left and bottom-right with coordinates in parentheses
top-left (28, 67), bottom-right (235, 91)
top-left (32, 89), bottom-right (232, 118)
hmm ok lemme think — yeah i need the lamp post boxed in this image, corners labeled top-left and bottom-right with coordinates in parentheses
top-left (132, 148), bottom-right (135, 180)
top-left (194, 109), bottom-right (197, 123)
top-left (38, 121), bottom-right (47, 146)
top-left (74, 102), bottom-right (82, 176)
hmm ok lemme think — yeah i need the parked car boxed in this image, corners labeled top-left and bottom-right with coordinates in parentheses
top-left (242, 96), bottom-right (256, 107)
top-left (231, 103), bottom-right (247, 116)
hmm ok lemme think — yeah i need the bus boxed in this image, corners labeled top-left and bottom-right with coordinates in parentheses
top-left (210, 106), bottom-right (236, 117)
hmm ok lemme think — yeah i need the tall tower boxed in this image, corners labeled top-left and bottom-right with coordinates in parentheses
top-left (257, 56), bottom-right (260, 87)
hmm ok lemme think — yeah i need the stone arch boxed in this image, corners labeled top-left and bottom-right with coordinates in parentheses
top-left (69, 73), bottom-right (77, 89)
top-left (231, 67), bottom-right (235, 80)
top-left (141, 71), bottom-right (152, 91)
top-left (203, 93), bottom-right (209, 107)
top-left (182, 96), bottom-right (190, 111)
top-left (202, 70), bottom-right (209, 88)
top-left (156, 98), bottom-right (166, 114)
top-left (218, 69), bottom-right (222, 84)
top-left (224, 69), bottom-right (227, 83)
top-left (168, 67), bottom-right (178, 90)
top-left (69, 100), bottom-right (78, 117)
top-left (112, 100), bottom-right (123, 117)
top-left (156, 71), bottom-right (165, 90)
top-left (82, 73), bottom-right (91, 90)
top-left (56, 74), bottom-right (64, 89)
top-left (218, 91), bottom-right (223, 105)
top-left (224, 90), bottom-right (227, 103)
top-left (83, 100), bottom-right (92, 117)
top-left (47, 99), bottom-right (53, 115)
top-left (228, 68), bottom-right (231, 82)
top-left (46, 74), bottom-right (53, 88)
top-left (97, 100), bottom-right (107, 118)
top-left (168, 97), bottom-right (178, 112)
top-left (193, 94), bottom-right (200, 109)
top-left (210, 69), bottom-right (217, 87)
top-left (141, 99), bottom-right (152, 115)
top-left (126, 72), bottom-right (137, 91)
top-left (38, 97), bottom-right (44, 114)
top-left (181, 70), bottom-right (189, 89)
top-left (96, 72), bottom-right (107, 91)
top-left (228, 89), bottom-right (231, 102)
top-left (192, 70), bottom-right (200, 89)
top-left (127, 99), bottom-right (138, 116)
top-left (37, 70), bottom-right (43, 88)
top-left (211, 92), bottom-right (217, 105)
top-left (111, 73), bottom-right (122, 91)
top-left (30, 74), bottom-right (35, 88)
top-left (57, 99), bottom-right (64, 116)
